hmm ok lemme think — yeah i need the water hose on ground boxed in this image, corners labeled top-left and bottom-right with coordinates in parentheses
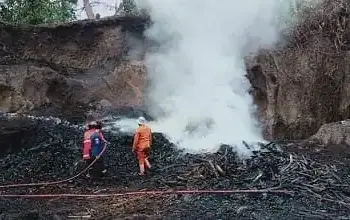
top-left (0, 142), bottom-right (294, 200)
top-left (0, 189), bottom-right (293, 199)
top-left (0, 143), bottom-right (108, 189)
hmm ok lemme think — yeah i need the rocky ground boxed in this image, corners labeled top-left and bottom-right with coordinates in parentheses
top-left (0, 114), bottom-right (349, 219)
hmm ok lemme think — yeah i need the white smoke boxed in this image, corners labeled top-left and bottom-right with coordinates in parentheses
top-left (125, 0), bottom-right (318, 155)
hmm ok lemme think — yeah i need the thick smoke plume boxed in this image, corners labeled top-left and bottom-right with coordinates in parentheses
top-left (129, 0), bottom-right (317, 155)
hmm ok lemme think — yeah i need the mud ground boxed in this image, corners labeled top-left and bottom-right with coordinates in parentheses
top-left (0, 116), bottom-right (349, 220)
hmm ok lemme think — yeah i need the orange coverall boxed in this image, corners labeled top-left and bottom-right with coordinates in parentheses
top-left (132, 125), bottom-right (152, 174)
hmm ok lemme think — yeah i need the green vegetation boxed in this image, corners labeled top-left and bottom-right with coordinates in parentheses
top-left (118, 0), bottom-right (147, 17)
top-left (0, 0), bottom-right (77, 25)
top-left (120, 0), bottom-right (137, 15)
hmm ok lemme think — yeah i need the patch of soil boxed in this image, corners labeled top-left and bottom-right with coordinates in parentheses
top-left (0, 116), bottom-right (349, 219)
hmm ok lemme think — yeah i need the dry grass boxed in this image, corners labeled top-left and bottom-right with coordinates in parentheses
top-left (287, 0), bottom-right (349, 52)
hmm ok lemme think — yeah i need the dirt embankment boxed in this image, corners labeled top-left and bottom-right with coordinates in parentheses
top-left (246, 0), bottom-right (350, 140)
top-left (0, 16), bottom-right (149, 122)
top-left (1, 1), bottom-right (350, 140)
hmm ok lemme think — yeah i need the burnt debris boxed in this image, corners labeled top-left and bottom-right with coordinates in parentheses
top-left (0, 115), bottom-right (349, 219)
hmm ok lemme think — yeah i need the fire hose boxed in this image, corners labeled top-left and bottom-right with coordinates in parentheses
top-left (0, 143), bottom-right (108, 189)
top-left (0, 189), bottom-right (293, 199)
top-left (0, 142), bottom-right (294, 199)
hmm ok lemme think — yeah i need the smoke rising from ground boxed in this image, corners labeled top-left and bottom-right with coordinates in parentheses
top-left (132, 0), bottom-right (316, 155)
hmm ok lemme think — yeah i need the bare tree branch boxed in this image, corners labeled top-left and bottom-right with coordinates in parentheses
top-left (83, 0), bottom-right (95, 19)
top-left (115, 0), bottom-right (123, 15)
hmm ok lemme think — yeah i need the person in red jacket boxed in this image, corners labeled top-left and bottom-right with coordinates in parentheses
top-left (132, 116), bottom-right (152, 176)
top-left (82, 121), bottom-right (108, 179)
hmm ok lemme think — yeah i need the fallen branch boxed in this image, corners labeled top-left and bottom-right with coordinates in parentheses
top-left (207, 160), bottom-right (219, 178)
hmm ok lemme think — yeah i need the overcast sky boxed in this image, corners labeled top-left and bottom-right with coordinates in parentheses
top-left (76, 0), bottom-right (121, 19)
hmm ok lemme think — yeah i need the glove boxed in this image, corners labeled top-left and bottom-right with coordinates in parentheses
top-left (83, 154), bottom-right (90, 160)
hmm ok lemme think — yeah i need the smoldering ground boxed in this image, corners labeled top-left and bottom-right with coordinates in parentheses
top-left (0, 114), bottom-right (349, 219)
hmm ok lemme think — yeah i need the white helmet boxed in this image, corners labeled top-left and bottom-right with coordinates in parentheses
top-left (87, 121), bottom-right (97, 126)
top-left (137, 116), bottom-right (146, 125)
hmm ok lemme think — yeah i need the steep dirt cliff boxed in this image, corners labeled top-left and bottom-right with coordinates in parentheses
top-left (1, 2), bottom-right (350, 140)
top-left (246, 1), bottom-right (350, 140)
top-left (0, 16), bottom-right (149, 121)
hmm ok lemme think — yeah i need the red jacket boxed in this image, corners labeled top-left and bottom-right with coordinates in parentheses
top-left (82, 128), bottom-right (106, 160)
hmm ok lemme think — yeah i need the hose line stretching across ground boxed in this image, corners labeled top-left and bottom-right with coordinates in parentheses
top-left (0, 189), bottom-right (294, 199)
top-left (0, 143), bottom-right (108, 189)
top-left (0, 142), bottom-right (294, 199)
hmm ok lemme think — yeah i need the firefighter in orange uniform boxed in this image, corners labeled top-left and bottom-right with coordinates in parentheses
top-left (132, 116), bottom-right (152, 175)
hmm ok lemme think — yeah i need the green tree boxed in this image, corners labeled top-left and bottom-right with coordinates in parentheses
top-left (121, 0), bottom-right (137, 15)
top-left (118, 0), bottom-right (147, 17)
top-left (0, 0), bottom-right (77, 25)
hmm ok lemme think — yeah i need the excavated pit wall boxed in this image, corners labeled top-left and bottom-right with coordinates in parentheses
top-left (1, 8), bottom-right (350, 143)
